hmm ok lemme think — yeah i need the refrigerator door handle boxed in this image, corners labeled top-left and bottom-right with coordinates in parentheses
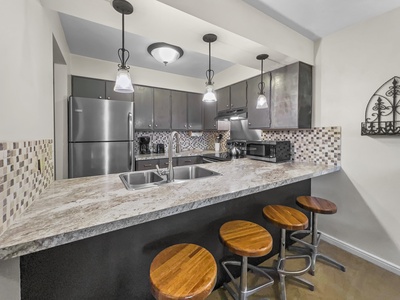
top-left (128, 112), bottom-right (133, 171)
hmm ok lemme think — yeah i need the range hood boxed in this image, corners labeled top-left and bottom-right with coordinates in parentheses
top-left (214, 107), bottom-right (248, 121)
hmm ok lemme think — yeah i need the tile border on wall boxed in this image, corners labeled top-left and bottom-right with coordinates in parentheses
top-left (0, 140), bottom-right (54, 236)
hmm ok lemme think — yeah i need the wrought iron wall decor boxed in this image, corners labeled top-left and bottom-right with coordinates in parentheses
top-left (361, 76), bottom-right (400, 135)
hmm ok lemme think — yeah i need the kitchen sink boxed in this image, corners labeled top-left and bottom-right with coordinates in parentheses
top-left (172, 165), bottom-right (221, 181)
top-left (119, 171), bottom-right (166, 190)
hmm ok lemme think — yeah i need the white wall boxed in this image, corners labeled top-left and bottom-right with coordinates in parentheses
top-left (0, 0), bottom-right (71, 297)
top-left (0, 0), bottom-right (68, 141)
top-left (312, 7), bottom-right (400, 272)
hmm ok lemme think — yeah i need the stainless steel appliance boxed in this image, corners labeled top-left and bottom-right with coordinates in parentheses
top-left (68, 97), bottom-right (135, 178)
top-left (246, 140), bottom-right (291, 162)
top-left (202, 140), bottom-right (247, 163)
top-left (139, 136), bottom-right (151, 154)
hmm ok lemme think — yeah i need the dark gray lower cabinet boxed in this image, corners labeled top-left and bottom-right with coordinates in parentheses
top-left (177, 156), bottom-right (202, 166)
top-left (158, 158), bottom-right (178, 168)
top-left (136, 156), bottom-right (200, 170)
top-left (136, 159), bottom-right (159, 171)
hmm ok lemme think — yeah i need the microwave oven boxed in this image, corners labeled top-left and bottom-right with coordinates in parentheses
top-left (246, 141), bottom-right (291, 162)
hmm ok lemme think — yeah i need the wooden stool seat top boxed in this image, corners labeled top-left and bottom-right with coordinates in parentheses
top-left (150, 243), bottom-right (217, 300)
top-left (297, 196), bottom-right (337, 214)
top-left (219, 220), bottom-right (273, 257)
top-left (263, 205), bottom-right (308, 231)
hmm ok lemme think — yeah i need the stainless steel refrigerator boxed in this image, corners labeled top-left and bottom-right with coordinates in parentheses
top-left (68, 97), bottom-right (135, 178)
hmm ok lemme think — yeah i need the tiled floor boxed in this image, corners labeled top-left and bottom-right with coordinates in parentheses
top-left (208, 240), bottom-right (400, 300)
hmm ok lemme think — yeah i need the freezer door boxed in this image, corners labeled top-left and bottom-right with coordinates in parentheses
top-left (69, 97), bottom-right (134, 142)
top-left (69, 142), bottom-right (135, 178)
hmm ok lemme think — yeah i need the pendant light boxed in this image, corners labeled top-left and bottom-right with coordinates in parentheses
top-left (147, 42), bottom-right (184, 66)
top-left (202, 34), bottom-right (217, 102)
top-left (256, 54), bottom-right (269, 109)
top-left (113, 0), bottom-right (134, 93)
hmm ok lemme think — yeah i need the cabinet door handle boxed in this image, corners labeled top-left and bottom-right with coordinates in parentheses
top-left (189, 125), bottom-right (192, 128)
top-left (231, 104), bottom-right (234, 107)
top-left (213, 124), bottom-right (216, 127)
top-left (144, 164), bottom-right (152, 167)
top-left (155, 124), bottom-right (158, 127)
top-left (248, 122), bottom-right (251, 126)
top-left (184, 124), bottom-right (187, 128)
top-left (148, 124), bottom-right (152, 127)
top-left (226, 104), bottom-right (229, 107)
top-left (107, 97), bottom-right (110, 100)
top-left (184, 160), bottom-right (192, 163)
top-left (98, 96), bottom-right (103, 99)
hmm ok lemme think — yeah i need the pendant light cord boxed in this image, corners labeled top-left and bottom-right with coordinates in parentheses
top-left (258, 59), bottom-right (265, 94)
top-left (206, 41), bottom-right (214, 85)
top-left (118, 12), bottom-right (130, 69)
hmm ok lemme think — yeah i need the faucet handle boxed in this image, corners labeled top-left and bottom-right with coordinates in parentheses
top-left (156, 164), bottom-right (168, 176)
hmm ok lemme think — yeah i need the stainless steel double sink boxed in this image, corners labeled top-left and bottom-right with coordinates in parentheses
top-left (120, 165), bottom-right (222, 190)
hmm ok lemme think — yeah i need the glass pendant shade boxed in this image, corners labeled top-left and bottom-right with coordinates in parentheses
top-left (203, 84), bottom-right (217, 102)
top-left (114, 68), bottom-right (134, 93)
top-left (256, 93), bottom-right (268, 109)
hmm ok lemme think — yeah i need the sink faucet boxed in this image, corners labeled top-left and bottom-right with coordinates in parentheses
top-left (167, 131), bottom-right (180, 182)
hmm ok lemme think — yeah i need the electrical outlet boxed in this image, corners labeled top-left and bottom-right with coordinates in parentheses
top-left (37, 155), bottom-right (45, 174)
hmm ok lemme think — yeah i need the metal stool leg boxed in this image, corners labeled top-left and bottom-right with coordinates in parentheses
top-left (290, 212), bottom-right (346, 275)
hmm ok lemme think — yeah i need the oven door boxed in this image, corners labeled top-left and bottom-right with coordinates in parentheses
top-left (246, 143), bottom-right (268, 157)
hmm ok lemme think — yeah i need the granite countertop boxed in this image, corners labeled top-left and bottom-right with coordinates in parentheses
top-left (0, 159), bottom-right (340, 259)
top-left (135, 149), bottom-right (215, 161)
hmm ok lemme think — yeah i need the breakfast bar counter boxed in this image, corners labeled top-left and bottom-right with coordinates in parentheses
top-left (0, 159), bottom-right (339, 259)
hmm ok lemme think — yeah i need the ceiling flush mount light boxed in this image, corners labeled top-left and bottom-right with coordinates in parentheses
top-left (113, 0), bottom-right (134, 93)
top-left (256, 54), bottom-right (269, 109)
top-left (202, 34), bottom-right (217, 102)
top-left (147, 42), bottom-right (184, 66)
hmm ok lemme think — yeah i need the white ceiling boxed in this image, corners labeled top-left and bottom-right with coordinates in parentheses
top-left (243, 0), bottom-right (400, 40)
top-left (45, 0), bottom-right (400, 80)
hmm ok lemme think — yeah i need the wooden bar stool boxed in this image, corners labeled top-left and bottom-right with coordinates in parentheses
top-left (262, 205), bottom-right (314, 300)
top-left (150, 243), bottom-right (217, 300)
top-left (219, 220), bottom-right (274, 300)
top-left (290, 196), bottom-right (346, 275)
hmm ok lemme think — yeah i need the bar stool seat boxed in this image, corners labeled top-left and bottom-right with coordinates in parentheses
top-left (262, 205), bottom-right (314, 300)
top-left (290, 196), bottom-right (346, 275)
top-left (150, 243), bottom-right (217, 300)
top-left (220, 220), bottom-right (274, 300)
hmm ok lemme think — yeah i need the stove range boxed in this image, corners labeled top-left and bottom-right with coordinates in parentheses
top-left (202, 151), bottom-right (246, 163)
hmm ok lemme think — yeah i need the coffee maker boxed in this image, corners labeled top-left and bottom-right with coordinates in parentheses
top-left (138, 136), bottom-right (151, 154)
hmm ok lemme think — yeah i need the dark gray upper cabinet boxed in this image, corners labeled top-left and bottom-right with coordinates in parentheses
top-left (230, 80), bottom-right (247, 109)
top-left (247, 74), bottom-right (271, 129)
top-left (134, 85), bottom-right (154, 130)
top-left (270, 62), bottom-right (312, 129)
top-left (153, 88), bottom-right (171, 130)
top-left (72, 76), bottom-right (105, 99)
top-left (171, 91), bottom-right (188, 130)
top-left (203, 101), bottom-right (218, 130)
top-left (187, 93), bottom-right (203, 130)
top-left (105, 81), bottom-right (133, 102)
top-left (217, 87), bottom-right (230, 112)
top-left (72, 76), bottom-right (133, 101)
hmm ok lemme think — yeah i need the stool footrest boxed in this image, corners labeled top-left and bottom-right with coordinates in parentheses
top-left (277, 255), bottom-right (312, 276)
top-left (221, 260), bottom-right (274, 299)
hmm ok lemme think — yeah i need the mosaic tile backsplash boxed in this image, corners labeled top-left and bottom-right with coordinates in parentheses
top-left (262, 126), bottom-right (341, 166)
top-left (0, 140), bottom-right (54, 236)
top-left (135, 131), bottom-right (230, 153)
